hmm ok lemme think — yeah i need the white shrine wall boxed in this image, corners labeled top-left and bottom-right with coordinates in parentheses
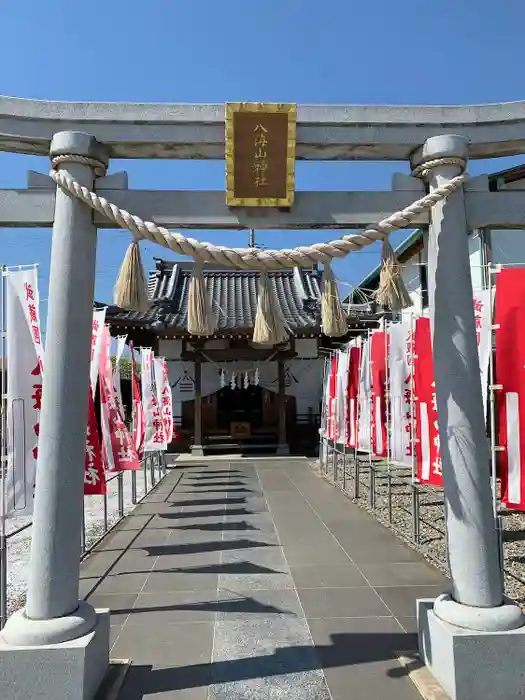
top-left (397, 229), bottom-right (487, 322)
top-left (490, 229), bottom-right (525, 267)
top-left (399, 251), bottom-right (424, 321)
top-left (159, 336), bottom-right (324, 429)
top-left (486, 174), bottom-right (525, 272)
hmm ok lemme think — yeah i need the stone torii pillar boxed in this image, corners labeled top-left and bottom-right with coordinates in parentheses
top-left (0, 132), bottom-right (110, 700)
top-left (413, 135), bottom-right (525, 700)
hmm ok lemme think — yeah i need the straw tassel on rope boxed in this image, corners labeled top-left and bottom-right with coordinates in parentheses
top-left (114, 239), bottom-right (149, 312)
top-left (321, 262), bottom-right (348, 338)
top-left (187, 262), bottom-right (217, 336)
top-left (252, 271), bottom-right (290, 346)
top-left (375, 237), bottom-right (413, 311)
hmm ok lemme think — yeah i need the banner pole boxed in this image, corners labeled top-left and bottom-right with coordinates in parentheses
top-left (343, 343), bottom-right (348, 492)
top-left (410, 312), bottom-right (420, 545)
top-left (487, 263), bottom-right (505, 590)
top-left (385, 320), bottom-right (392, 524)
top-left (367, 329), bottom-right (375, 509)
top-left (129, 343), bottom-right (139, 504)
top-left (487, 263), bottom-right (498, 520)
top-left (0, 265), bottom-right (7, 629)
top-left (410, 312), bottom-right (417, 484)
top-left (354, 339), bottom-right (360, 500)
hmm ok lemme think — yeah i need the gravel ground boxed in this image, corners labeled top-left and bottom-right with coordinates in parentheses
top-left (2, 459), bottom-right (166, 618)
top-left (311, 448), bottom-right (525, 608)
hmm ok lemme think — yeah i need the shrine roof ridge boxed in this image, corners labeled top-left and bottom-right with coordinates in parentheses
top-left (103, 259), bottom-right (376, 337)
top-left (3, 96), bottom-right (525, 160)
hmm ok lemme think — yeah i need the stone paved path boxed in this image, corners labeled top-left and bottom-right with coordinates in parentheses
top-left (80, 458), bottom-right (447, 699)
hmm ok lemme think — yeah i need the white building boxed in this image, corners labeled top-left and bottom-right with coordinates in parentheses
top-left (348, 164), bottom-right (525, 315)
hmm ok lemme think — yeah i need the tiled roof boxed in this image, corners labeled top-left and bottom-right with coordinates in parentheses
top-left (103, 259), bottom-right (380, 337)
top-left (105, 259), bottom-right (325, 334)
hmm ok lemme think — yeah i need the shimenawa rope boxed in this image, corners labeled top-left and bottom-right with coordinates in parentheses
top-left (48, 155), bottom-right (466, 340)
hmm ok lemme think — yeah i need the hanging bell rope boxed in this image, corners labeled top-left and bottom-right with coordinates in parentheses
top-left (321, 262), bottom-right (348, 338)
top-left (252, 271), bottom-right (290, 345)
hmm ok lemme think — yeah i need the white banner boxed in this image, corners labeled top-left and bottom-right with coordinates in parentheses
top-left (335, 349), bottom-right (349, 443)
top-left (99, 328), bottom-right (115, 472)
top-left (321, 357), bottom-right (331, 438)
top-left (142, 349), bottom-right (165, 451)
top-left (388, 321), bottom-right (414, 466)
top-left (473, 289), bottom-right (492, 422)
top-left (358, 337), bottom-right (372, 452)
top-left (141, 348), bottom-right (155, 451)
top-left (162, 358), bottom-right (174, 443)
top-left (113, 335), bottom-right (127, 414)
top-left (4, 267), bottom-right (44, 518)
top-left (90, 307), bottom-right (107, 392)
top-left (153, 356), bottom-right (168, 450)
top-left (99, 327), bottom-right (140, 472)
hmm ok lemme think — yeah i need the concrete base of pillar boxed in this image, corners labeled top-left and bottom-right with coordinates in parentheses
top-left (191, 444), bottom-right (204, 457)
top-left (0, 608), bottom-right (110, 700)
top-left (276, 444), bottom-right (290, 456)
top-left (418, 599), bottom-right (525, 700)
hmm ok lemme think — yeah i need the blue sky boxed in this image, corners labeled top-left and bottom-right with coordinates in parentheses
top-left (1, 0), bottom-right (525, 315)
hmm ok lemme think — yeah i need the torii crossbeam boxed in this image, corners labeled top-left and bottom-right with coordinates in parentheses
top-left (0, 98), bottom-right (525, 700)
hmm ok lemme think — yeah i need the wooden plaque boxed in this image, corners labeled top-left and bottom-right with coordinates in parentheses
top-left (225, 102), bottom-right (296, 207)
top-left (231, 421), bottom-right (251, 438)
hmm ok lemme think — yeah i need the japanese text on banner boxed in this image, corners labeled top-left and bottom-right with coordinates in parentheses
top-left (130, 342), bottom-right (145, 457)
top-left (84, 387), bottom-right (105, 494)
top-left (153, 357), bottom-right (168, 450)
top-left (162, 359), bottom-right (174, 443)
top-left (90, 307), bottom-right (106, 392)
top-left (4, 267), bottom-right (43, 518)
top-left (141, 348), bottom-right (165, 451)
top-left (99, 327), bottom-right (140, 471)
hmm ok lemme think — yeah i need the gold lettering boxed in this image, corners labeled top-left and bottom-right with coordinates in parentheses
top-left (253, 123), bottom-right (269, 187)
top-left (253, 161), bottom-right (268, 187)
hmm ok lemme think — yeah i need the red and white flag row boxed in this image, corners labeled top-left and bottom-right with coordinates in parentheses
top-left (323, 286), bottom-right (495, 491)
top-left (2, 268), bottom-right (175, 518)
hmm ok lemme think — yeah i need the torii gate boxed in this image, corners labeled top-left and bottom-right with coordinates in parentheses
top-left (0, 97), bottom-right (525, 700)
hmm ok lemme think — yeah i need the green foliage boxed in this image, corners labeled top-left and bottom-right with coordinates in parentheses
top-left (110, 357), bottom-right (136, 381)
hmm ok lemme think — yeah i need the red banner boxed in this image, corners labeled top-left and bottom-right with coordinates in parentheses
top-left (371, 331), bottom-right (388, 457)
top-left (84, 387), bottom-right (106, 494)
top-left (346, 343), bottom-right (361, 448)
top-left (495, 268), bottom-right (525, 509)
top-left (130, 342), bottom-right (145, 457)
top-left (99, 328), bottom-right (141, 472)
top-left (327, 354), bottom-right (338, 440)
top-left (414, 317), bottom-right (442, 486)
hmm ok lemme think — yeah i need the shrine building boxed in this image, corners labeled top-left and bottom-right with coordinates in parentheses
top-left (102, 258), bottom-right (382, 456)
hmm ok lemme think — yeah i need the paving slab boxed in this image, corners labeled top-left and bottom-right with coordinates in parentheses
top-left (79, 457), bottom-right (443, 699)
